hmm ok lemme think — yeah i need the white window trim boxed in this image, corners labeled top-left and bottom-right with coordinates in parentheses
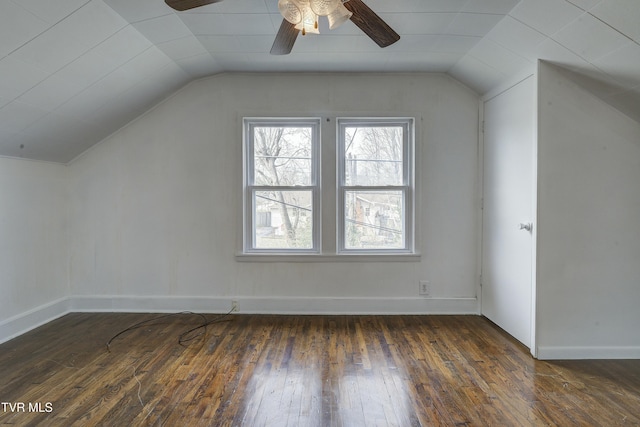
top-left (242, 117), bottom-right (321, 254)
top-left (336, 117), bottom-right (415, 254)
top-left (238, 115), bottom-right (419, 261)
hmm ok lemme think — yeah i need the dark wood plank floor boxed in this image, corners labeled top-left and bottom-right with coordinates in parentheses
top-left (1, 313), bottom-right (639, 426)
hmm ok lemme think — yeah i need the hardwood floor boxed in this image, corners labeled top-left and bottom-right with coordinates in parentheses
top-left (1, 313), bottom-right (639, 426)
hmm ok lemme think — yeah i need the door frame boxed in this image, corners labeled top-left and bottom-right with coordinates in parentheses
top-left (478, 73), bottom-right (538, 357)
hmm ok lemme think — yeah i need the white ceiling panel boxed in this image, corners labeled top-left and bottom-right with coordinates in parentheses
top-left (0, 101), bottom-right (49, 134)
top-left (23, 112), bottom-right (99, 148)
top-left (566, 0), bottom-right (603, 11)
top-left (92, 25), bottom-right (153, 67)
top-left (12, 24), bottom-right (91, 74)
top-left (447, 13), bottom-right (505, 37)
top-left (593, 41), bottom-right (640, 88)
top-left (509, 0), bottom-right (583, 36)
top-left (177, 13), bottom-right (275, 36)
top-left (534, 38), bottom-right (592, 70)
top-left (116, 48), bottom-right (176, 83)
top-left (102, 0), bottom-right (171, 23)
top-left (157, 37), bottom-right (209, 61)
top-left (192, 0), bottom-right (271, 14)
top-left (0, 0), bottom-right (638, 163)
top-left (553, 13), bottom-right (629, 62)
top-left (0, 2), bottom-right (49, 58)
top-left (590, 0), bottom-right (640, 44)
top-left (61, 0), bottom-right (128, 48)
top-left (462, 0), bottom-right (521, 14)
top-left (0, 96), bottom-right (11, 110)
top-left (54, 87), bottom-right (115, 120)
top-left (385, 13), bottom-right (457, 35)
top-left (468, 38), bottom-right (534, 77)
top-left (197, 35), bottom-right (243, 53)
top-left (310, 36), bottom-right (385, 53)
top-left (450, 55), bottom-right (508, 93)
top-left (378, 35), bottom-right (440, 53)
top-left (0, 129), bottom-right (25, 157)
top-left (0, 56), bottom-right (50, 100)
top-left (369, 0), bottom-right (468, 13)
top-left (16, 76), bottom-right (80, 112)
top-left (16, 0), bottom-right (92, 25)
top-left (234, 35), bottom-right (281, 53)
top-left (174, 53), bottom-right (223, 78)
top-left (486, 16), bottom-right (546, 56)
top-left (133, 14), bottom-right (193, 45)
top-left (388, 52), bottom-right (460, 73)
top-left (432, 36), bottom-right (483, 54)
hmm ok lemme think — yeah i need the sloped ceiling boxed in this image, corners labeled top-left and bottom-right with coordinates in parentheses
top-left (0, 0), bottom-right (639, 163)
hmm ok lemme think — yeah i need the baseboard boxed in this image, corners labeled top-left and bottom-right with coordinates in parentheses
top-left (69, 295), bottom-right (479, 315)
top-left (0, 295), bottom-right (478, 344)
top-left (230, 296), bottom-right (479, 315)
top-left (6, 297), bottom-right (639, 360)
top-left (0, 298), bottom-right (70, 345)
top-left (536, 346), bottom-right (640, 360)
top-left (69, 295), bottom-right (232, 313)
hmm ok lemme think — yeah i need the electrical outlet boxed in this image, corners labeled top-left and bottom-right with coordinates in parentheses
top-left (419, 281), bottom-right (430, 296)
top-left (231, 300), bottom-right (238, 312)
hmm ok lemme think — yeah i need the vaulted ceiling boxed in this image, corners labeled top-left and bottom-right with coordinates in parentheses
top-left (1, 0), bottom-right (639, 163)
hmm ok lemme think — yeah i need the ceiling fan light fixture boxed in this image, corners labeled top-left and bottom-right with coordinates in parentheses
top-left (279, 0), bottom-right (347, 33)
top-left (295, 10), bottom-right (320, 35)
top-left (309, 0), bottom-right (341, 16)
top-left (327, 2), bottom-right (352, 30)
top-left (278, 0), bottom-right (303, 24)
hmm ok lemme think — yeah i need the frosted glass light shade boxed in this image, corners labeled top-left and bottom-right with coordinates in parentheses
top-left (278, 0), bottom-right (302, 24)
top-left (295, 14), bottom-right (320, 34)
top-left (309, 0), bottom-right (341, 16)
top-left (327, 3), bottom-right (352, 29)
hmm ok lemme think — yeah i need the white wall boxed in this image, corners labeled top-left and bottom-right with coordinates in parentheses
top-left (0, 157), bottom-right (68, 341)
top-left (536, 62), bottom-right (640, 358)
top-left (67, 73), bottom-right (480, 314)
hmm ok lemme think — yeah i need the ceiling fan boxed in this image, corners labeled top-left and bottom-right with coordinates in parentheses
top-left (164, 0), bottom-right (400, 55)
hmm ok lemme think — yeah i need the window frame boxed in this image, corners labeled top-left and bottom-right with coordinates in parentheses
top-left (242, 117), bottom-right (321, 254)
top-left (337, 117), bottom-right (415, 254)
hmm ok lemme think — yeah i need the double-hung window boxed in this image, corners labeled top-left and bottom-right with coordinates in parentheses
top-left (243, 118), bottom-right (320, 253)
top-left (243, 116), bottom-right (415, 256)
top-left (338, 118), bottom-right (414, 253)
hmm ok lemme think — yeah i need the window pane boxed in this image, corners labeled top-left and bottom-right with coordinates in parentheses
top-left (344, 190), bottom-right (404, 249)
top-left (344, 126), bottom-right (403, 186)
top-left (253, 126), bottom-right (313, 186)
top-left (254, 190), bottom-right (313, 249)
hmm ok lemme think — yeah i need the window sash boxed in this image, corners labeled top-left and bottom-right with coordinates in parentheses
top-left (337, 118), bottom-right (414, 254)
top-left (244, 118), bottom-right (320, 253)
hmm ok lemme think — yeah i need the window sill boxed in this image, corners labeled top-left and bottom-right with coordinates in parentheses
top-left (235, 253), bottom-right (421, 263)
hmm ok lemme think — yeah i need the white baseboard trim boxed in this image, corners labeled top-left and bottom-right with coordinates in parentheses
top-left (0, 294), bottom-right (477, 344)
top-left (536, 346), bottom-right (640, 360)
top-left (230, 296), bottom-right (479, 315)
top-left (0, 298), bottom-right (70, 345)
top-left (70, 295), bottom-right (479, 315)
top-left (69, 295), bottom-right (232, 313)
top-left (5, 297), bottom-right (640, 361)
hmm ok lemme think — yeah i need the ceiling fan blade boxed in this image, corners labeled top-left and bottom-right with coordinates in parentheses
top-left (165, 0), bottom-right (223, 12)
top-left (271, 19), bottom-right (300, 55)
top-left (343, 0), bottom-right (400, 48)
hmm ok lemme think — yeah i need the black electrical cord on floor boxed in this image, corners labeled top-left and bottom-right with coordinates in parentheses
top-left (106, 309), bottom-right (233, 352)
top-left (177, 309), bottom-right (234, 346)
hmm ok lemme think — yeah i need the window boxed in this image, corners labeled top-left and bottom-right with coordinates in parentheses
top-left (338, 118), bottom-right (414, 253)
top-left (242, 116), bottom-right (415, 257)
top-left (243, 118), bottom-right (320, 253)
